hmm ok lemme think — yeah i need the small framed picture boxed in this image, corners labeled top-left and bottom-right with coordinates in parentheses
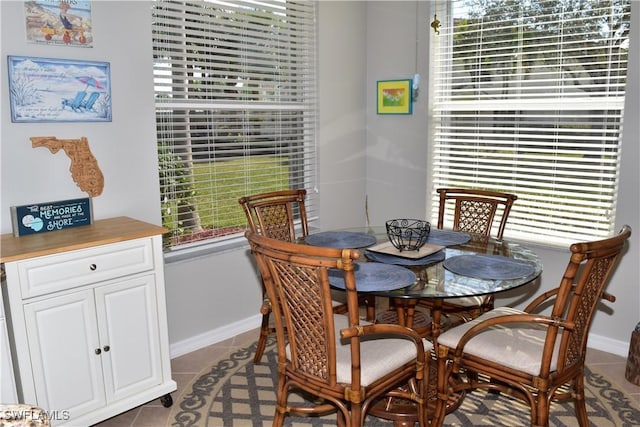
top-left (377, 79), bottom-right (413, 115)
top-left (7, 55), bottom-right (111, 123)
top-left (24, 1), bottom-right (94, 47)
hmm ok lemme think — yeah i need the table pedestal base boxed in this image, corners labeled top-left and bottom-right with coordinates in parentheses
top-left (372, 300), bottom-right (464, 423)
top-left (369, 397), bottom-right (422, 427)
top-left (368, 366), bottom-right (466, 426)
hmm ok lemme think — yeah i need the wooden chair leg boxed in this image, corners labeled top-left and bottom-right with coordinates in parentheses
top-left (273, 377), bottom-right (289, 427)
top-left (573, 376), bottom-right (589, 427)
top-left (253, 300), bottom-right (272, 364)
top-left (533, 390), bottom-right (550, 427)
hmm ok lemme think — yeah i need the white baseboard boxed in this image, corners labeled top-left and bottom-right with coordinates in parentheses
top-left (588, 332), bottom-right (631, 358)
top-left (169, 315), bottom-right (632, 360)
top-left (169, 314), bottom-right (261, 359)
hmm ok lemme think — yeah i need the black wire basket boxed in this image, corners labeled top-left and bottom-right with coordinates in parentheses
top-left (385, 219), bottom-right (431, 252)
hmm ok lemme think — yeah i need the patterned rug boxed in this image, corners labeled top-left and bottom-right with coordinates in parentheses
top-left (168, 338), bottom-right (640, 426)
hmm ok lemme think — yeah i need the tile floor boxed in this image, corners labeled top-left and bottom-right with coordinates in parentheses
top-left (93, 327), bottom-right (640, 427)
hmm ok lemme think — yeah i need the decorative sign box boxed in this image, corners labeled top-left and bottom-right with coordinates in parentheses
top-left (10, 198), bottom-right (93, 237)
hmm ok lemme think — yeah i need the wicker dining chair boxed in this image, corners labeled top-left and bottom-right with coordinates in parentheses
top-left (417, 188), bottom-right (519, 323)
top-left (432, 225), bottom-right (632, 427)
top-left (239, 189), bottom-right (311, 363)
top-left (436, 188), bottom-right (517, 240)
top-left (245, 230), bottom-right (431, 427)
top-left (239, 189), bottom-right (349, 363)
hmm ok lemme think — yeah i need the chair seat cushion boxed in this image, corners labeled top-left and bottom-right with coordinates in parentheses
top-left (287, 314), bottom-right (432, 387)
top-left (437, 307), bottom-right (560, 376)
top-left (334, 315), bottom-right (432, 386)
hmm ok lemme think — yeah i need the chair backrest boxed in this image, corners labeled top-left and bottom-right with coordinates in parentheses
top-left (437, 188), bottom-right (518, 239)
top-left (238, 189), bottom-right (308, 242)
top-left (550, 225), bottom-right (631, 373)
top-left (245, 230), bottom-right (362, 388)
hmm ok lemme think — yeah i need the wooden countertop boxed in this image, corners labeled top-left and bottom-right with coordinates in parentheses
top-left (0, 217), bottom-right (167, 263)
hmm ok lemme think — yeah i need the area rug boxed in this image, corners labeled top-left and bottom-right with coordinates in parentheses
top-left (169, 338), bottom-right (640, 426)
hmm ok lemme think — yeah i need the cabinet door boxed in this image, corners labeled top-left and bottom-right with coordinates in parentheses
top-left (95, 274), bottom-right (162, 402)
top-left (24, 289), bottom-right (105, 417)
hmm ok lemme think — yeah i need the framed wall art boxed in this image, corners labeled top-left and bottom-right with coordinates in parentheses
top-left (24, 1), bottom-right (94, 48)
top-left (7, 56), bottom-right (111, 123)
top-left (377, 79), bottom-right (413, 115)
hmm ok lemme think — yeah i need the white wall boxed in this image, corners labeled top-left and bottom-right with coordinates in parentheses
top-left (365, 1), bottom-right (430, 222)
top-left (1, 1), bottom-right (161, 229)
top-left (1, 1), bottom-right (638, 357)
top-left (318, 1), bottom-right (368, 229)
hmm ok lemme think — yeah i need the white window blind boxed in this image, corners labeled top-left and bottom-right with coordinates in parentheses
top-left (152, 0), bottom-right (318, 251)
top-left (430, 0), bottom-right (630, 246)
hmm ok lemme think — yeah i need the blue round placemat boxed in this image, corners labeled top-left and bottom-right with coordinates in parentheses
top-left (443, 254), bottom-right (535, 280)
top-left (364, 250), bottom-right (445, 266)
top-left (427, 229), bottom-right (471, 246)
top-left (305, 231), bottom-right (377, 249)
top-left (328, 263), bottom-right (416, 291)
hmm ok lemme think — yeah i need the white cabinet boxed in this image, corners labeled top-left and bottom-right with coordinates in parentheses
top-left (0, 290), bottom-right (18, 403)
top-left (1, 217), bottom-right (176, 426)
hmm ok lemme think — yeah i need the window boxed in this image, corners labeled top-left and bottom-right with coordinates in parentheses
top-left (430, 0), bottom-right (630, 246)
top-left (152, 0), bottom-right (319, 251)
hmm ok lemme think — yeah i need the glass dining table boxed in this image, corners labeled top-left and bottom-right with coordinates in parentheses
top-left (304, 225), bottom-right (542, 422)
top-left (305, 226), bottom-right (543, 340)
top-left (304, 227), bottom-right (542, 426)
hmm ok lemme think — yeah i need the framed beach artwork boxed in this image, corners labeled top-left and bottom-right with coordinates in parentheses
top-left (8, 56), bottom-right (111, 123)
top-left (377, 79), bottom-right (413, 115)
top-left (24, 0), bottom-right (93, 48)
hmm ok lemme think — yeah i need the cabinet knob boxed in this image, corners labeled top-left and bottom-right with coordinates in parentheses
top-left (95, 348), bottom-right (102, 355)
top-left (103, 345), bottom-right (110, 352)
top-left (89, 264), bottom-right (97, 271)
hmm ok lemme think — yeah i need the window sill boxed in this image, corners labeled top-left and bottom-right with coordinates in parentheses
top-left (162, 223), bottom-right (319, 264)
top-left (163, 233), bottom-right (248, 264)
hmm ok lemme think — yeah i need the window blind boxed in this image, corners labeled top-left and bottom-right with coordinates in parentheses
top-left (152, 0), bottom-right (318, 251)
top-left (430, 0), bottom-right (630, 246)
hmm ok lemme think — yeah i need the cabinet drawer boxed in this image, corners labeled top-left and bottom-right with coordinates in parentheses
top-left (17, 239), bottom-right (155, 298)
